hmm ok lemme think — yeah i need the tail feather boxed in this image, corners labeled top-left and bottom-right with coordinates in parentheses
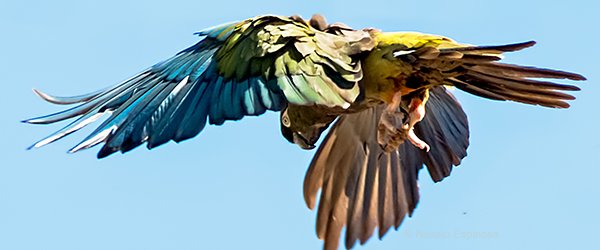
top-left (469, 62), bottom-right (586, 81)
top-left (466, 71), bottom-right (576, 100)
top-left (457, 69), bottom-right (578, 108)
top-left (443, 42), bottom-right (585, 108)
top-left (446, 78), bottom-right (507, 101)
top-left (399, 40), bottom-right (584, 109)
top-left (448, 40), bottom-right (536, 53)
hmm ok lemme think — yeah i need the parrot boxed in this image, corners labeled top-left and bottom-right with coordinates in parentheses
top-left (24, 14), bottom-right (585, 250)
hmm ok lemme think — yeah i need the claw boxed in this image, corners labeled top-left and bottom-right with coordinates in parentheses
top-left (408, 127), bottom-right (430, 152)
top-left (377, 89), bottom-right (432, 152)
top-left (406, 90), bottom-right (430, 151)
top-left (377, 108), bottom-right (408, 152)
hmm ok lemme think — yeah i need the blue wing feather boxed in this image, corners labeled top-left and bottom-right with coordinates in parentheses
top-left (87, 78), bottom-right (165, 149)
top-left (146, 77), bottom-right (204, 148)
top-left (31, 87), bottom-right (110, 105)
top-left (106, 77), bottom-right (186, 154)
top-left (194, 21), bottom-right (238, 41)
top-left (26, 20), bottom-right (288, 157)
top-left (173, 77), bottom-right (215, 142)
top-left (208, 77), bottom-right (226, 125)
top-left (231, 79), bottom-right (245, 120)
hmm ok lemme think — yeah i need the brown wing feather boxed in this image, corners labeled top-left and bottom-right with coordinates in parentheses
top-left (304, 87), bottom-right (469, 249)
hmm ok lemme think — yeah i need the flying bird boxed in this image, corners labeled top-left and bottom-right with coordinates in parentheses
top-left (24, 14), bottom-right (585, 250)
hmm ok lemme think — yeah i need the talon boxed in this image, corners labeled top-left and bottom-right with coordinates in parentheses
top-left (408, 127), bottom-right (430, 151)
top-left (377, 106), bottom-right (407, 151)
top-left (378, 90), bottom-right (432, 152)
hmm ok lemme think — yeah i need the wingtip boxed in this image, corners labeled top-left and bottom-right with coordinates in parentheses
top-left (21, 118), bottom-right (34, 124)
top-left (67, 141), bottom-right (91, 154)
top-left (304, 196), bottom-right (317, 210)
top-left (32, 88), bottom-right (55, 103)
top-left (97, 145), bottom-right (116, 159)
top-left (20, 114), bottom-right (46, 124)
top-left (26, 141), bottom-right (45, 150)
top-left (21, 117), bottom-right (53, 125)
top-left (302, 185), bottom-right (318, 210)
top-left (67, 146), bottom-right (81, 154)
top-left (32, 88), bottom-right (43, 96)
top-left (66, 146), bottom-right (88, 155)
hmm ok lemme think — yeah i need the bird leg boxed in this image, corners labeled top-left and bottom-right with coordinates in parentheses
top-left (377, 91), bottom-right (430, 152)
top-left (406, 96), bottom-right (430, 152)
top-left (377, 91), bottom-right (409, 152)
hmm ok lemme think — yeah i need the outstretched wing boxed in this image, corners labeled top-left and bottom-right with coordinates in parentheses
top-left (24, 15), bottom-right (374, 158)
top-left (303, 87), bottom-right (469, 250)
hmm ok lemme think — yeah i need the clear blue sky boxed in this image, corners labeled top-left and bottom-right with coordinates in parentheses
top-left (1, 1), bottom-right (598, 249)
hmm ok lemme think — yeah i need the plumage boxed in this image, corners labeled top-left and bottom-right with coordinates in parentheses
top-left (24, 14), bottom-right (585, 249)
top-left (303, 87), bottom-right (470, 249)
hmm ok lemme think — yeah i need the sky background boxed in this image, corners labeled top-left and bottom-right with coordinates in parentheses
top-left (1, 1), bottom-right (598, 249)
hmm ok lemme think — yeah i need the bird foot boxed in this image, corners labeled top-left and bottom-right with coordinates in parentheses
top-left (407, 127), bottom-right (430, 152)
top-left (377, 109), bottom-right (409, 152)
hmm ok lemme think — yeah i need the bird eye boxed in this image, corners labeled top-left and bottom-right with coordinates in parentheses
top-left (281, 109), bottom-right (291, 127)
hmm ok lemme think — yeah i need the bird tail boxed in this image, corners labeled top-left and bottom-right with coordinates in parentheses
top-left (443, 41), bottom-right (586, 108)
